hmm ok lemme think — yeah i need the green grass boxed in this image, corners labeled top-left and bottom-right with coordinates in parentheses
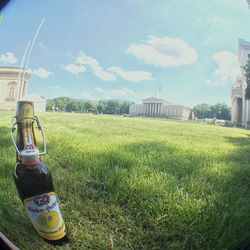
top-left (1, 112), bottom-right (250, 249)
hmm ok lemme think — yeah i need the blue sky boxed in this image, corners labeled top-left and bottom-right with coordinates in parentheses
top-left (1, 0), bottom-right (250, 107)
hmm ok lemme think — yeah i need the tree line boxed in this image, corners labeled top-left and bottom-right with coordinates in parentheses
top-left (193, 103), bottom-right (231, 120)
top-left (46, 97), bottom-right (133, 115)
top-left (47, 97), bottom-right (231, 120)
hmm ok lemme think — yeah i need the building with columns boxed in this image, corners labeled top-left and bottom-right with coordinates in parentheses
top-left (231, 39), bottom-right (250, 127)
top-left (129, 96), bottom-right (192, 120)
top-left (0, 67), bottom-right (30, 110)
top-left (0, 67), bottom-right (46, 112)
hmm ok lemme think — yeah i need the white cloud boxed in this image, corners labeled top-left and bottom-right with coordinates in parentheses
top-left (95, 87), bottom-right (138, 97)
top-left (0, 52), bottom-right (17, 64)
top-left (63, 64), bottom-right (86, 75)
top-left (38, 41), bottom-right (47, 50)
top-left (31, 68), bottom-right (52, 79)
top-left (211, 16), bottom-right (229, 25)
top-left (127, 36), bottom-right (198, 67)
top-left (206, 51), bottom-right (240, 86)
top-left (49, 85), bottom-right (60, 89)
top-left (76, 52), bottom-right (117, 81)
top-left (80, 91), bottom-right (96, 100)
top-left (108, 66), bottom-right (152, 82)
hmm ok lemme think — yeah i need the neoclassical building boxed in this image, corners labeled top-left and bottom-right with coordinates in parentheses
top-left (129, 96), bottom-right (192, 120)
top-left (0, 67), bottom-right (30, 110)
top-left (231, 39), bottom-right (250, 127)
top-left (0, 67), bottom-right (46, 112)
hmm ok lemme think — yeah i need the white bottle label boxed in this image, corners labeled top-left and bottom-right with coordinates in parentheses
top-left (23, 192), bottom-right (66, 240)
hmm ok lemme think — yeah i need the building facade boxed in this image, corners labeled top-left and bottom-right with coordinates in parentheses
top-left (0, 67), bottom-right (46, 112)
top-left (0, 67), bottom-right (30, 110)
top-left (129, 96), bottom-right (192, 120)
top-left (231, 39), bottom-right (250, 127)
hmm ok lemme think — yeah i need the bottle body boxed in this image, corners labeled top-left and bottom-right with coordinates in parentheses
top-left (12, 101), bottom-right (68, 245)
top-left (13, 161), bottom-right (69, 244)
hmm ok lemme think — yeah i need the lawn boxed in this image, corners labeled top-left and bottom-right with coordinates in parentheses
top-left (0, 112), bottom-right (250, 250)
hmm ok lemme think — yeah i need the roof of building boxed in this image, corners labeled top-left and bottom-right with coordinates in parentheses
top-left (238, 38), bottom-right (250, 51)
top-left (142, 96), bottom-right (172, 104)
top-left (0, 66), bottom-right (30, 79)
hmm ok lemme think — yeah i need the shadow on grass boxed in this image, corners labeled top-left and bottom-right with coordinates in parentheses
top-left (0, 126), bottom-right (13, 149)
top-left (43, 136), bottom-right (250, 250)
top-left (2, 133), bottom-right (250, 249)
top-left (0, 126), bottom-right (47, 249)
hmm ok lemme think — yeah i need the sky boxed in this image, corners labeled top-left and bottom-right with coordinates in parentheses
top-left (1, 0), bottom-right (250, 107)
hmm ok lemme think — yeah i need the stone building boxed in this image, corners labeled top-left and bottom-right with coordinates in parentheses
top-left (231, 39), bottom-right (250, 127)
top-left (0, 67), bottom-right (46, 112)
top-left (129, 96), bottom-right (192, 120)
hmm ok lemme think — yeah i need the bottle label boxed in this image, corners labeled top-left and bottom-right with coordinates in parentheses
top-left (23, 192), bottom-right (66, 240)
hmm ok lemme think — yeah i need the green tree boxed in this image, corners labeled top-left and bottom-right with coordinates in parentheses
top-left (97, 100), bottom-right (107, 114)
top-left (211, 103), bottom-right (231, 120)
top-left (83, 101), bottom-right (94, 112)
top-left (65, 101), bottom-right (79, 112)
top-left (46, 97), bottom-right (132, 115)
top-left (244, 59), bottom-right (250, 100)
top-left (193, 103), bottom-right (231, 120)
top-left (193, 104), bottom-right (211, 119)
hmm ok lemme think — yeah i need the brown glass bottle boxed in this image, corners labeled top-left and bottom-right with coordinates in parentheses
top-left (13, 161), bottom-right (69, 245)
top-left (12, 101), bottom-right (69, 245)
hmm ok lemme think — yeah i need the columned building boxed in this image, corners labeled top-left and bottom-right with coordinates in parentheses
top-left (129, 96), bottom-right (192, 120)
top-left (231, 39), bottom-right (250, 127)
top-left (0, 67), bottom-right (46, 112)
top-left (0, 67), bottom-right (30, 110)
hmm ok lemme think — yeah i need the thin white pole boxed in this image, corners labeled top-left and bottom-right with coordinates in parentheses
top-left (17, 40), bottom-right (30, 101)
top-left (18, 17), bottom-right (45, 100)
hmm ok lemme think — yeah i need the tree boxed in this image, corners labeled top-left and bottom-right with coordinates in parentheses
top-left (211, 103), bottom-right (231, 120)
top-left (83, 101), bottom-right (94, 112)
top-left (193, 104), bottom-right (211, 119)
top-left (46, 97), bottom-right (132, 115)
top-left (243, 60), bottom-right (250, 127)
top-left (244, 59), bottom-right (250, 100)
top-left (65, 101), bottom-right (78, 112)
top-left (193, 103), bottom-right (231, 120)
top-left (97, 100), bottom-right (107, 114)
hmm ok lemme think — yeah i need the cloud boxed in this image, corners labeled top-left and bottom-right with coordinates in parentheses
top-left (206, 51), bottom-right (240, 86)
top-left (0, 52), bottom-right (17, 64)
top-left (127, 36), bottom-right (198, 67)
top-left (63, 64), bottom-right (86, 75)
top-left (95, 87), bottom-right (138, 97)
top-left (31, 68), bottom-right (52, 78)
top-left (76, 52), bottom-right (117, 81)
top-left (80, 91), bottom-right (96, 100)
top-left (38, 41), bottom-right (47, 51)
top-left (49, 85), bottom-right (60, 89)
top-left (108, 66), bottom-right (152, 82)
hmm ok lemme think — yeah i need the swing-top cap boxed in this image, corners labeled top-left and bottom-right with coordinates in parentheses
top-left (21, 146), bottom-right (40, 166)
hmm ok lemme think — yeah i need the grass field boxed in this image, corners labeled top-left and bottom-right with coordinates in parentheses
top-left (1, 112), bottom-right (250, 250)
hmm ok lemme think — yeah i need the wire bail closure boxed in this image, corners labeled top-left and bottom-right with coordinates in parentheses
top-left (10, 115), bottom-right (47, 160)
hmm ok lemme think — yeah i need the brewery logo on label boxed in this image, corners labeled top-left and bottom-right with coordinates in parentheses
top-left (34, 194), bottom-right (50, 207)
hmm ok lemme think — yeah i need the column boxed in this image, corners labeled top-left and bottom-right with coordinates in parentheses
top-left (242, 95), bottom-right (246, 126)
top-left (231, 98), bottom-right (238, 123)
